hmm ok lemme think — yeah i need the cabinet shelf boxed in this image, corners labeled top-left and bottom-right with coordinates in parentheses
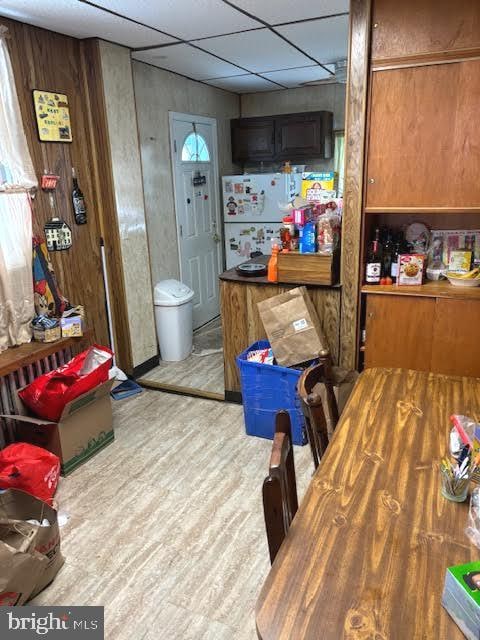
top-left (362, 280), bottom-right (480, 301)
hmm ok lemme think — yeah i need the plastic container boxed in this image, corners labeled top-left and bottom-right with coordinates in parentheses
top-left (154, 280), bottom-right (194, 361)
top-left (236, 340), bottom-right (308, 446)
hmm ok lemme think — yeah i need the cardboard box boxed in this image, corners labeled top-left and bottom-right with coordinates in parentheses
top-left (397, 254), bottom-right (425, 285)
top-left (5, 379), bottom-right (114, 475)
top-left (257, 286), bottom-right (329, 367)
top-left (301, 172), bottom-right (335, 200)
top-left (60, 314), bottom-right (83, 337)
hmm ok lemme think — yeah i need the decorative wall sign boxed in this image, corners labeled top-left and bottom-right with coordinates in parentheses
top-left (44, 218), bottom-right (72, 251)
top-left (33, 90), bottom-right (72, 142)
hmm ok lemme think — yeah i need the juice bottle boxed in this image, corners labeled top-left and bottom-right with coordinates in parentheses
top-left (268, 244), bottom-right (279, 282)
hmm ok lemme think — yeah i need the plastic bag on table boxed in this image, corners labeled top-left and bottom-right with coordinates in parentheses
top-left (449, 415), bottom-right (480, 459)
top-left (18, 345), bottom-right (113, 422)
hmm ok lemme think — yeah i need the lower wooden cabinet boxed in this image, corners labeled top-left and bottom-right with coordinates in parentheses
top-left (364, 293), bottom-right (480, 377)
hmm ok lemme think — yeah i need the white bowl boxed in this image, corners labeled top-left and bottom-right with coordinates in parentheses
top-left (446, 274), bottom-right (480, 287)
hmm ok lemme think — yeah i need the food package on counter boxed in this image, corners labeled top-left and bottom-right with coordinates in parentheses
top-left (0, 489), bottom-right (65, 600)
top-left (257, 286), bottom-right (329, 367)
top-left (397, 254), bottom-right (425, 285)
top-left (301, 172), bottom-right (335, 200)
top-left (449, 250), bottom-right (473, 273)
top-left (317, 206), bottom-right (342, 255)
top-left (246, 348), bottom-right (274, 365)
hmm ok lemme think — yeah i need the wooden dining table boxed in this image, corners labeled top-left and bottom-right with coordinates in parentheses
top-left (256, 367), bottom-right (480, 639)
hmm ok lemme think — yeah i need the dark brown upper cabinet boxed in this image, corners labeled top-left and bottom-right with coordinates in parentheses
top-left (231, 117), bottom-right (275, 163)
top-left (231, 111), bottom-right (333, 164)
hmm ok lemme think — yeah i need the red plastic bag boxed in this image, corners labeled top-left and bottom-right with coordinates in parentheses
top-left (0, 444), bottom-right (60, 503)
top-left (18, 345), bottom-right (113, 422)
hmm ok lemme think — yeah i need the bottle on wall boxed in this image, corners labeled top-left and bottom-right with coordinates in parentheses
top-left (71, 167), bottom-right (87, 225)
top-left (365, 228), bottom-right (382, 284)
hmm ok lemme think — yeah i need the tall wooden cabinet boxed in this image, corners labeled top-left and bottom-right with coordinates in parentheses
top-left (366, 60), bottom-right (480, 210)
top-left (359, 0), bottom-right (480, 377)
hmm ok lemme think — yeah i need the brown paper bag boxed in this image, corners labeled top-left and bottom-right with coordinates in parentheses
top-left (257, 287), bottom-right (329, 367)
top-left (0, 520), bottom-right (49, 605)
top-left (0, 489), bottom-right (64, 599)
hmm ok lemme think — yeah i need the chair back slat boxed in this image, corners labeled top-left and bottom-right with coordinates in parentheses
top-left (298, 361), bottom-right (339, 469)
top-left (262, 411), bottom-right (298, 564)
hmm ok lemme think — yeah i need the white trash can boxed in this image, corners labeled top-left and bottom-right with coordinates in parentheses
top-left (154, 280), bottom-right (194, 361)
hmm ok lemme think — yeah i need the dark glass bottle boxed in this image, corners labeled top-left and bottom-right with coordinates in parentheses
top-left (72, 167), bottom-right (87, 225)
top-left (365, 228), bottom-right (383, 284)
top-left (390, 240), bottom-right (401, 283)
top-left (382, 230), bottom-right (394, 278)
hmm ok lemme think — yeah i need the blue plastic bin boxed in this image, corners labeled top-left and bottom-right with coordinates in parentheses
top-left (236, 340), bottom-right (307, 446)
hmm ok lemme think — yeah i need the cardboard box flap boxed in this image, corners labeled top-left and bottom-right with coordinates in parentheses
top-left (0, 414), bottom-right (55, 427)
top-left (59, 378), bottom-right (114, 420)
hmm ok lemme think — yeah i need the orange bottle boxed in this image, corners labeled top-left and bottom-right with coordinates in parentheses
top-left (268, 244), bottom-right (279, 282)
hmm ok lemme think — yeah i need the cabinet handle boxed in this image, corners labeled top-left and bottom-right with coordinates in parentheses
top-left (368, 178), bottom-right (375, 184)
top-left (368, 312), bottom-right (374, 318)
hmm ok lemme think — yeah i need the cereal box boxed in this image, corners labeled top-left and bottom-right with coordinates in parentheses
top-left (397, 254), bottom-right (425, 285)
top-left (301, 172), bottom-right (335, 201)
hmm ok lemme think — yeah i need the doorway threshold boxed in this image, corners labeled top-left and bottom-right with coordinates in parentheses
top-left (137, 378), bottom-right (225, 402)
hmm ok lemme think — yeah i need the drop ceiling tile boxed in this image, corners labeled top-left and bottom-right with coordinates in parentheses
top-left (228, 0), bottom-right (349, 24)
top-left (261, 64), bottom-right (334, 88)
top-left (0, 0), bottom-right (176, 48)
top-left (133, 44), bottom-right (246, 80)
top-left (91, 0), bottom-right (259, 40)
top-left (205, 74), bottom-right (280, 93)
top-left (196, 29), bottom-right (311, 73)
top-left (276, 15), bottom-right (349, 64)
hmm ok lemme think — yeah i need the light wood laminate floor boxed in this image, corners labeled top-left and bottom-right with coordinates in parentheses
top-left (140, 318), bottom-right (224, 397)
top-left (32, 389), bottom-right (312, 640)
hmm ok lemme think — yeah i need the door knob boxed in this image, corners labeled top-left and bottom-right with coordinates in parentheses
top-left (212, 233), bottom-right (220, 243)
top-left (187, 198), bottom-right (191, 204)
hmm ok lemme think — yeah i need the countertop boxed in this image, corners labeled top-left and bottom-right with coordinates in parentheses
top-left (219, 255), bottom-right (341, 288)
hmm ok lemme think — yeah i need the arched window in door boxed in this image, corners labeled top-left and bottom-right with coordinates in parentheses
top-left (181, 132), bottom-right (210, 162)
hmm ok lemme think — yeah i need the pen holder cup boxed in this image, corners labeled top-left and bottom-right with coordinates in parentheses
top-left (440, 468), bottom-right (470, 502)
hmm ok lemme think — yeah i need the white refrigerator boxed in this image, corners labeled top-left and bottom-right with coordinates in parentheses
top-left (222, 173), bottom-right (301, 269)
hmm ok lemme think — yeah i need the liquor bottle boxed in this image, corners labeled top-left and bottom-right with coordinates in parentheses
top-left (390, 239), bottom-right (401, 283)
top-left (365, 228), bottom-right (382, 284)
top-left (72, 167), bottom-right (87, 225)
top-left (382, 230), bottom-right (394, 278)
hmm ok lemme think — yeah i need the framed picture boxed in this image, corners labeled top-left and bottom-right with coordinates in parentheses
top-left (33, 90), bottom-right (72, 142)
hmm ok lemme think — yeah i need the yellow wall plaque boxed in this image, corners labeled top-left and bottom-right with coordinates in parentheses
top-left (33, 90), bottom-right (72, 142)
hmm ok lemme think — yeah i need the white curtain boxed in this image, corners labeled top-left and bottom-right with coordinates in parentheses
top-left (0, 25), bottom-right (37, 351)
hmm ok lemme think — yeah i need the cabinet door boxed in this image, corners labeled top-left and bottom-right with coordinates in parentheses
top-left (231, 118), bottom-right (275, 163)
top-left (275, 112), bottom-right (329, 159)
top-left (372, 0), bottom-right (480, 62)
top-left (365, 294), bottom-right (435, 371)
top-left (431, 299), bottom-right (480, 377)
top-left (366, 60), bottom-right (480, 209)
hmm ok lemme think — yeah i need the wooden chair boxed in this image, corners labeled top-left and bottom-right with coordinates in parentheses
top-left (262, 411), bottom-right (298, 564)
top-left (298, 361), bottom-right (339, 470)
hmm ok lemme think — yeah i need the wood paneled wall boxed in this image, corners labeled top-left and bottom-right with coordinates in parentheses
top-left (2, 18), bottom-right (132, 369)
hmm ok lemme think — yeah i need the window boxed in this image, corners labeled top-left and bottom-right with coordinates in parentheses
top-left (181, 132), bottom-right (210, 162)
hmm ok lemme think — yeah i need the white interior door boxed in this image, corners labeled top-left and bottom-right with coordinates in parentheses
top-left (170, 113), bottom-right (222, 329)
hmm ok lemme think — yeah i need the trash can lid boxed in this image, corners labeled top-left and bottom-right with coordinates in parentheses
top-left (154, 279), bottom-right (194, 306)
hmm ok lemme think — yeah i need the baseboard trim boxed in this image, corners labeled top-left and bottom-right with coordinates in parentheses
top-left (225, 390), bottom-right (242, 404)
top-left (137, 378), bottom-right (225, 402)
top-left (132, 354), bottom-right (160, 378)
